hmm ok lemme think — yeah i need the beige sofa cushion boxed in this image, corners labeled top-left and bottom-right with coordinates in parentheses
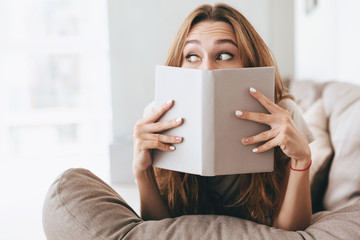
top-left (289, 80), bottom-right (330, 111)
top-left (303, 99), bottom-right (333, 185)
top-left (43, 168), bottom-right (360, 240)
top-left (43, 168), bottom-right (302, 240)
top-left (303, 99), bottom-right (333, 212)
top-left (322, 82), bottom-right (360, 210)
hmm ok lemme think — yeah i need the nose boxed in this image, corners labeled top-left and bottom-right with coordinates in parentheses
top-left (200, 57), bottom-right (217, 70)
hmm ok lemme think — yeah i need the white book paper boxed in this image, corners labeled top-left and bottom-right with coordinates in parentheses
top-left (153, 66), bottom-right (275, 176)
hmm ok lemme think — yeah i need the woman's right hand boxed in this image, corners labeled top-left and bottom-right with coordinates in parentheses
top-left (132, 100), bottom-right (183, 177)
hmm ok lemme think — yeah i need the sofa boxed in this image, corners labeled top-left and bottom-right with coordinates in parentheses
top-left (42, 80), bottom-right (360, 239)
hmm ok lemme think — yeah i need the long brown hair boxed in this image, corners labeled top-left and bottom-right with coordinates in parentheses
top-left (154, 3), bottom-right (290, 225)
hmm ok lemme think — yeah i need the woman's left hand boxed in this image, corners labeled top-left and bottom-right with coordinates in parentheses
top-left (235, 87), bottom-right (311, 168)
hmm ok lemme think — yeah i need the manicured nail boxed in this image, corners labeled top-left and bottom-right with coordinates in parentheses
top-left (170, 146), bottom-right (176, 151)
top-left (250, 87), bottom-right (257, 93)
top-left (176, 117), bottom-right (182, 122)
top-left (252, 148), bottom-right (258, 153)
top-left (235, 110), bottom-right (243, 116)
top-left (166, 100), bottom-right (173, 105)
top-left (242, 138), bottom-right (249, 144)
top-left (176, 136), bottom-right (183, 142)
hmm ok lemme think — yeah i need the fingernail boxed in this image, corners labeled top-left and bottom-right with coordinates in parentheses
top-left (242, 138), bottom-right (249, 144)
top-left (252, 148), bottom-right (258, 153)
top-left (176, 117), bottom-right (182, 122)
top-left (176, 136), bottom-right (183, 142)
top-left (166, 100), bottom-right (173, 105)
top-left (235, 110), bottom-right (243, 116)
top-left (170, 146), bottom-right (176, 151)
top-left (250, 87), bottom-right (257, 93)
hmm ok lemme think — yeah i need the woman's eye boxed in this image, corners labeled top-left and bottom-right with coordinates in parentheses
top-left (217, 53), bottom-right (233, 61)
top-left (186, 54), bottom-right (201, 63)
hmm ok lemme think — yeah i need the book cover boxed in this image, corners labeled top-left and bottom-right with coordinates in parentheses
top-left (153, 65), bottom-right (275, 176)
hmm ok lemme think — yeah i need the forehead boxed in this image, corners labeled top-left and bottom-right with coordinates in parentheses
top-left (187, 21), bottom-right (236, 41)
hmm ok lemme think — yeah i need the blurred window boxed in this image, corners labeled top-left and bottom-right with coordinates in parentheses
top-left (0, 0), bottom-right (111, 172)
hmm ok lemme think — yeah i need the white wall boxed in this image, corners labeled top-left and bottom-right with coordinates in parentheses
top-left (295, 0), bottom-right (360, 84)
top-left (335, 0), bottom-right (360, 84)
top-left (268, 0), bottom-right (295, 79)
top-left (295, 0), bottom-right (337, 81)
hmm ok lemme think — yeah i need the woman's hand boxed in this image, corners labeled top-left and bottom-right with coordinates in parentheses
top-left (132, 100), bottom-right (183, 176)
top-left (235, 87), bottom-right (311, 168)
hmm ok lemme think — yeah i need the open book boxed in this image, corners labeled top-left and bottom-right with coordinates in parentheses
top-left (152, 66), bottom-right (275, 176)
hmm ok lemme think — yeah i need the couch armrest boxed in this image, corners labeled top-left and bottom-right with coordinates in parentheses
top-left (43, 168), bottom-right (360, 240)
top-left (300, 200), bottom-right (360, 239)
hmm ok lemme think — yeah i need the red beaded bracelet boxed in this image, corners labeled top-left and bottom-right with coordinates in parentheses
top-left (290, 159), bottom-right (312, 171)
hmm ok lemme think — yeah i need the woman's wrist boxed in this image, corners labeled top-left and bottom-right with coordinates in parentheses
top-left (290, 158), bottom-right (312, 171)
top-left (133, 165), bottom-right (154, 180)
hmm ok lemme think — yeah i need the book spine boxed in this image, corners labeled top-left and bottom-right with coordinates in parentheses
top-left (201, 71), bottom-right (216, 176)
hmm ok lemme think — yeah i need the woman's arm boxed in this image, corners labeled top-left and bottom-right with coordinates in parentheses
top-left (132, 100), bottom-right (183, 220)
top-left (237, 88), bottom-right (312, 230)
top-left (134, 167), bottom-right (171, 220)
top-left (273, 161), bottom-right (312, 230)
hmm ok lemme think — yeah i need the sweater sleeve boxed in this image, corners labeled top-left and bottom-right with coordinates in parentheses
top-left (143, 101), bottom-right (155, 118)
top-left (277, 98), bottom-right (314, 144)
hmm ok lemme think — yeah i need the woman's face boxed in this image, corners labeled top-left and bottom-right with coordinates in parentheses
top-left (181, 21), bottom-right (243, 70)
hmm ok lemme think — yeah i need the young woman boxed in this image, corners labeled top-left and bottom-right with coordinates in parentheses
top-left (133, 3), bottom-right (313, 231)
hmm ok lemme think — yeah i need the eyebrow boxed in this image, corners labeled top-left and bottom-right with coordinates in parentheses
top-left (184, 39), bottom-right (238, 48)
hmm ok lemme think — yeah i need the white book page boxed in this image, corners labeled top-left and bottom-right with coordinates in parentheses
top-left (153, 66), bottom-right (203, 175)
